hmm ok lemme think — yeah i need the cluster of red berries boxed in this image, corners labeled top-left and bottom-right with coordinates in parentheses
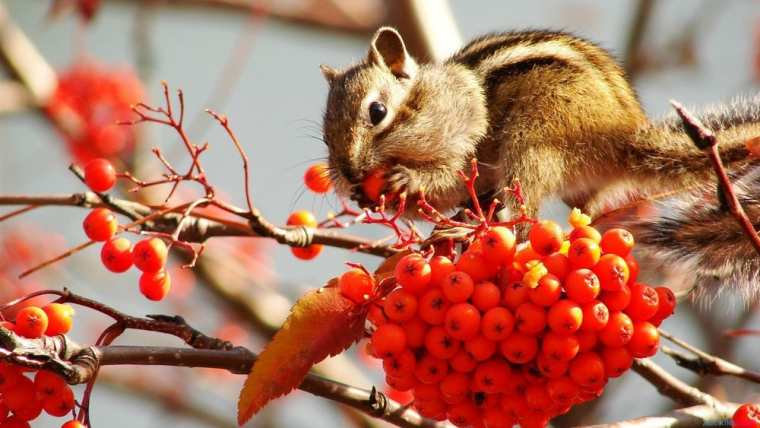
top-left (0, 306), bottom-right (84, 428)
top-left (342, 209), bottom-right (676, 427)
top-left (283, 162), bottom-right (333, 261)
top-left (81, 159), bottom-right (172, 301)
top-left (734, 403), bottom-right (760, 428)
top-left (46, 61), bottom-right (143, 164)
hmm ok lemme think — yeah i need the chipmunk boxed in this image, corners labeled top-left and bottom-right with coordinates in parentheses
top-left (320, 27), bottom-right (760, 300)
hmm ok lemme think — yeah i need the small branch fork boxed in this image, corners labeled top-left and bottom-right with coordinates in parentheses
top-left (0, 290), bottom-right (445, 428)
top-left (671, 100), bottom-right (760, 257)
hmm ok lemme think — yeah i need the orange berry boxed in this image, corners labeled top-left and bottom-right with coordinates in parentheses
top-left (481, 226), bottom-right (516, 264)
top-left (547, 300), bottom-right (583, 334)
top-left (580, 300), bottom-right (609, 332)
top-left (568, 238), bottom-right (601, 269)
top-left (339, 268), bottom-right (375, 304)
top-left (291, 245), bottom-right (323, 260)
top-left (627, 283), bottom-right (660, 321)
top-left (529, 220), bottom-right (564, 255)
top-left (515, 302), bottom-right (546, 334)
top-left (429, 255), bottom-right (455, 287)
top-left (382, 349), bottom-right (416, 378)
top-left (304, 163), bottom-right (332, 193)
top-left (43, 384), bottom-right (75, 417)
top-left (371, 324), bottom-right (406, 357)
top-left (440, 372), bottom-right (470, 404)
top-left (450, 349), bottom-right (477, 373)
top-left (543, 252), bottom-right (571, 281)
top-left (394, 254), bottom-right (432, 294)
top-left (42, 303), bottom-right (75, 336)
top-left (569, 226), bottom-right (601, 243)
top-left (625, 253), bottom-right (640, 284)
top-left (82, 208), bottom-right (118, 241)
top-left (500, 275), bottom-right (529, 310)
top-left (569, 352), bottom-right (607, 389)
top-left (401, 317), bottom-right (427, 348)
top-left (513, 245), bottom-right (541, 269)
top-left (500, 333), bottom-right (538, 364)
top-left (132, 237), bottom-right (168, 273)
top-left (456, 248), bottom-right (496, 282)
top-left (100, 237), bottom-right (133, 273)
top-left (139, 270), bottom-right (172, 301)
top-left (445, 303), bottom-right (481, 340)
top-left (418, 288), bottom-right (450, 325)
top-left (361, 169), bottom-right (386, 202)
top-left (473, 359), bottom-right (512, 394)
top-left (593, 254), bottom-right (630, 292)
top-left (529, 274), bottom-right (562, 306)
top-left (386, 374), bottom-right (416, 391)
top-left (447, 402), bottom-right (480, 428)
top-left (599, 312), bottom-right (634, 348)
top-left (15, 306), bottom-right (48, 338)
top-left (61, 421), bottom-right (86, 428)
top-left (601, 346), bottom-right (633, 377)
top-left (537, 353), bottom-right (569, 378)
top-left (542, 331), bottom-right (580, 362)
top-left (627, 321), bottom-right (659, 358)
top-left (653, 286), bottom-right (677, 320)
top-left (600, 283), bottom-right (631, 312)
top-left (441, 271), bottom-right (475, 303)
top-left (383, 288), bottom-right (417, 321)
top-left (481, 307), bottom-right (515, 341)
top-left (565, 269), bottom-right (601, 304)
top-left (83, 158), bottom-right (116, 192)
top-left (464, 335), bottom-right (497, 361)
top-left (600, 228), bottom-right (635, 257)
top-left (733, 403), bottom-right (760, 428)
top-left (424, 326), bottom-right (461, 359)
top-left (286, 210), bottom-right (318, 227)
top-left (414, 355), bottom-right (448, 384)
top-left (472, 281), bottom-right (501, 311)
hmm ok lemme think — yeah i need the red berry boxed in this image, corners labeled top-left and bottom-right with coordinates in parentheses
top-left (593, 254), bottom-right (629, 291)
top-left (291, 245), bottom-right (323, 260)
top-left (361, 169), bottom-right (386, 202)
top-left (450, 350), bottom-right (477, 373)
top-left (287, 210), bottom-right (322, 260)
top-left (529, 220), bottom-right (564, 255)
top-left (481, 226), bottom-right (516, 264)
top-left (401, 318), bottom-right (427, 348)
top-left (733, 403), bottom-right (760, 428)
top-left (473, 359), bottom-right (512, 394)
top-left (568, 238), bottom-right (601, 269)
top-left (446, 402), bottom-right (480, 427)
top-left (418, 288), bottom-right (450, 325)
top-left (82, 208), bottom-right (118, 241)
top-left (653, 286), bottom-right (676, 320)
top-left (464, 335), bottom-right (497, 361)
top-left (542, 332), bottom-right (580, 362)
top-left (569, 226), bottom-right (601, 243)
top-left (547, 376), bottom-right (580, 405)
top-left (569, 352), bottom-right (607, 389)
top-left (445, 303), bottom-right (481, 340)
top-left (394, 254), bottom-right (432, 294)
top-left (43, 303), bottom-right (75, 336)
top-left (304, 163), bottom-right (332, 193)
top-left (500, 333), bottom-right (538, 364)
top-left (472, 281), bottom-right (501, 311)
top-left (132, 237), bottom-right (168, 273)
top-left (371, 324), bottom-right (406, 357)
top-left (601, 346), bottom-right (633, 378)
top-left (600, 228), bottom-right (635, 257)
top-left (481, 307), bottom-right (515, 341)
top-left (382, 350), bottom-right (416, 378)
top-left (627, 283), bottom-right (660, 321)
top-left (100, 237), bottom-right (133, 273)
top-left (580, 301), bottom-right (609, 332)
top-left (414, 354), bottom-right (448, 384)
top-left (547, 300), bottom-right (583, 334)
top-left (139, 270), bottom-right (172, 301)
top-left (4, 375), bottom-right (35, 413)
top-left (515, 302), bottom-right (546, 335)
top-left (339, 268), bottom-right (375, 304)
top-left (525, 383), bottom-right (552, 410)
top-left (440, 372), bottom-right (470, 404)
top-left (43, 384), bottom-right (75, 417)
top-left (34, 370), bottom-right (66, 401)
top-left (61, 421), bottom-right (86, 428)
top-left (84, 158), bottom-right (116, 192)
top-left (442, 271), bottom-right (475, 303)
top-left (456, 248), bottom-right (496, 282)
top-left (15, 306), bottom-right (48, 338)
top-left (600, 283), bottom-right (631, 312)
top-left (565, 269), bottom-right (601, 304)
top-left (537, 353), bottom-right (569, 378)
top-left (627, 321), bottom-right (659, 358)
top-left (599, 312), bottom-right (634, 348)
top-left (577, 330), bottom-right (598, 352)
top-left (386, 374), bottom-right (416, 391)
top-left (424, 326), bottom-right (461, 359)
top-left (500, 275), bottom-right (529, 310)
top-left (429, 256), bottom-right (455, 287)
top-left (0, 363), bottom-right (22, 392)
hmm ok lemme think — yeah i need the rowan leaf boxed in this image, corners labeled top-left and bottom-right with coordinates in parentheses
top-left (236, 280), bottom-right (368, 425)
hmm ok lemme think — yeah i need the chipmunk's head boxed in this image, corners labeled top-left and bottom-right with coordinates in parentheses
top-left (320, 27), bottom-right (487, 212)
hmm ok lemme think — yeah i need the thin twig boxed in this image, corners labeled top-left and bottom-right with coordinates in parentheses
top-left (631, 359), bottom-right (728, 410)
top-left (581, 403), bottom-right (738, 428)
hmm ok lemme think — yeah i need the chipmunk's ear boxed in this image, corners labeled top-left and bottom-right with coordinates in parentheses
top-left (368, 27), bottom-right (417, 79)
top-left (320, 64), bottom-right (339, 84)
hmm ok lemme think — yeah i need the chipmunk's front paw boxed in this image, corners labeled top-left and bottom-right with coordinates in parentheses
top-left (386, 165), bottom-right (421, 197)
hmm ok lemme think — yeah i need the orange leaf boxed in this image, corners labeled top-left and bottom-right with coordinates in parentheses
top-left (237, 280), bottom-right (368, 425)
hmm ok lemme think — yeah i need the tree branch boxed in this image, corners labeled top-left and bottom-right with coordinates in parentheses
top-left (581, 403), bottom-right (738, 428)
top-left (631, 359), bottom-right (729, 410)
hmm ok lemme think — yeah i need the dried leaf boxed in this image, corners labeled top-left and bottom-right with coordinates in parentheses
top-left (237, 280), bottom-right (367, 425)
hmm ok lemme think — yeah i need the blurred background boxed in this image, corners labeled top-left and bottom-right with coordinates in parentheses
top-left (0, 1), bottom-right (759, 427)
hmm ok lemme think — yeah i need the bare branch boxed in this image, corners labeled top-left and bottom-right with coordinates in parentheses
top-left (581, 403), bottom-right (738, 428)
top-left (631, 359), bottom-right (728, 410)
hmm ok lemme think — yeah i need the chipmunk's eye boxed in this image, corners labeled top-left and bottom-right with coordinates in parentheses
top-left (368, 102), bottom-right (387, 126)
